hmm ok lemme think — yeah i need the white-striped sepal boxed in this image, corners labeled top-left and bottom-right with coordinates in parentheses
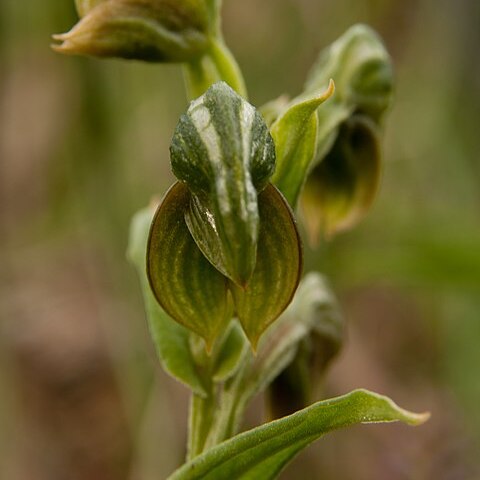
top-left (170, 82), bottom-right (276, 286)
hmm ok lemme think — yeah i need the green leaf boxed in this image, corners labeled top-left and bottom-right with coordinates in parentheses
top-left (147, 182), bottom-right (233, 351)
top-left (229, 184), bottom-right (302, 349)
top-left (171, 82), bottom-right (276, 286)
top-left (300, 114), bottom-right (381, 243)
top-left (271, 80), bottom-right (335, 207)
top-left (267, 273), bottom-right (344, 418)
top-left (283, 273), bottom-right (344, 370)
top-left (168, 389), bottom-right (429, 480)
top-left (127, 204), bottom-right (207, 396)
top-left (53, 0), bottom-right (211, 62)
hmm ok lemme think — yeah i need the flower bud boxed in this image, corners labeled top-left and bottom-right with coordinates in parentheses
top-left (170, 82), bottom-right (276, 286)
top-left (276, 25), bottom-right (394, 244)
top-left (53, 0), bottom-right (211, 62)
top-left (147, 83), bottom-right (301, 350)
top-left (300, 114), bottom-right (381, 243)
top-left (147, 182), bottom-right (302, 350)
top-left (306, 24), bottom-right (393, 122)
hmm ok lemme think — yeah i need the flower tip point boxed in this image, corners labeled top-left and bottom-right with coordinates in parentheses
top-left (51, 33), bottom-right (72, 54)
top-left (247, 335), bottom-right (261, 354)
top-left (413, 411), bottom-right (431, 426)
top-left (149, 195), bottom-right (161, 209)
top-left (327, 78), bottom-right (335, 95)
top-left (229, 270), bottom-right (252, 291)
top-left (204, 337), bottom-right (215, 355)
top-left (50, 43), bottom-right (64, 53)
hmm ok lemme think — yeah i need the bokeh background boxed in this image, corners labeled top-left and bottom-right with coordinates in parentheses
top-left (1, 0), bottom-right (479, 479)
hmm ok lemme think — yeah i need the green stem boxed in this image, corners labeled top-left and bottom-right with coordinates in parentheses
top-left (205, 0), bottom-right (222, 35)
top-left (203, 362), bottom-right (252, 449)
top-left (186, 332), bottom-right (217, 461)
top-left (187, 391), bottom-right (216, 461)
top-left (186, 330), bottom-right (252, 457)
top-left (209, 39), bottom-right (247, 97)
top-left (188, 361), bottom-right (251, 457)
top-left (183, 38), bottom-right (247, 100)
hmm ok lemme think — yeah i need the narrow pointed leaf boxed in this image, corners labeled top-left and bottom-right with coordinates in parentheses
top-left (127, 205), bottom-right (206, 395)
top-left (300, 114), bottom-right (381, 243)
top-left (53, 0), bottom-right (211, 62)
top-left (271, 79), bottom-right (335, 207)
top-left (168, 389), bottom-right (429, 480)
top-left (171, 82), bottom-right (276, 286)
top-left (147, 182), bottom-right (232, 350)
top-left (230, 184), bottom-right (302, 349)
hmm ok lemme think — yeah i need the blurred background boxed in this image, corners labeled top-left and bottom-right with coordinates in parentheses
top-left (1, 0), bottom-right (479, 478)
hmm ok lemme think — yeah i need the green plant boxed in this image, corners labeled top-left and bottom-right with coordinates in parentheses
top-left (54, 1), bottom-right (429, 477)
